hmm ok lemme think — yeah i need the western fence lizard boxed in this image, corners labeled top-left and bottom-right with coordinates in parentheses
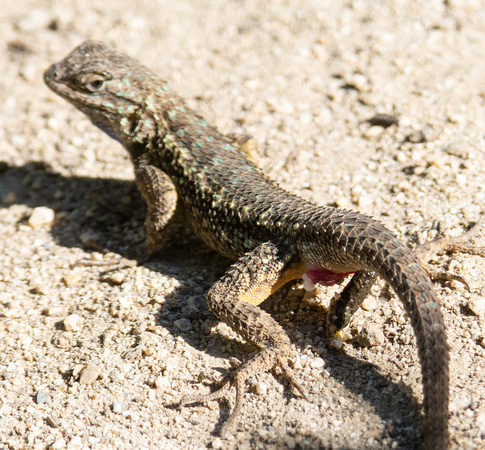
top-left (44, 40), bottom-right (484, 448)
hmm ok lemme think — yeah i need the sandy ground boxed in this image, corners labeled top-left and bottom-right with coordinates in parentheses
top-left (1, 1), bottom-right (485, 449)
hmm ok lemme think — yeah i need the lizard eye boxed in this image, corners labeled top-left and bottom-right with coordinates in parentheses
top-left (87, 79), bottom-right (104, 90)
top-left (76, 72), bottom-right (111, 93)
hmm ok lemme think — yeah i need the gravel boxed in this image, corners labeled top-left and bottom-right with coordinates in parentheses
top-left (1, 1), bottom-right (485, 449)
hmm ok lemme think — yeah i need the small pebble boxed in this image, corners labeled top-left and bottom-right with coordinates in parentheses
top-left (285, 437), bottom-right (297, 449)
top-left (310, 357), bottom-right (325, 369)
top-left (28, 207), bottom-right (55, 228)
top-left (366, 113), bottom-right (399, 128)
top-left (212, 437), bottom-right (224, 449)
top-left (72, 365), bottom-right (85, 378)
top-left (79, 363), bottom-right (101, 385)
top-left (62, 273), bottom-right (82, 286)
top-left (63, 314), bottom-right (84, 331)
top-left (174, 318), bottom-right (192, 332)
top-left (46, 415), bottom-right (60, 428)
top-left (53, 332), bottom-right (75, 349)
top-left (154, 375), bottom-right (171, 392)
top-left (109, 273), bottom-right (125, 285)
top-left (16, 8), bottom-right (54, 31)
top-left (112, 402), bottom-right (124, 414)
top-left (468, 295), bottom-right (485, 317)
top-left (357, 324), bottom-right (385, 347)
top-left (406, 130), bottom-right (427, 143)
top-left (36, 389), bottom-right (50, 404)
top-left (361, 297), bottom-right (377, 311)
top-left (58, 364), bottom-right (70, 375)
top-left (254, 381), bottom-right (268, 396)
top-left (50, 439), bottom-right (66, 450)
top-left (29, 278), bottom-right (49, 295)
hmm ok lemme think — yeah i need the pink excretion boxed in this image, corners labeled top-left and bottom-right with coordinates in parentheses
top-left (305, 266), bottom-right (354, 287)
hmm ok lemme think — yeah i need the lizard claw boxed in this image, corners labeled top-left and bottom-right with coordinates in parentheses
top-left (330, 330), bottom-right (344, 350)
top-left (175, 348), bottom-right (306, 436)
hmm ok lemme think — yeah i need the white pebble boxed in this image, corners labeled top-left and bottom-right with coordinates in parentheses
top-left (28, 207), bottom-right (55, 228)
top-left (63, 314), bottom-right (84, 332)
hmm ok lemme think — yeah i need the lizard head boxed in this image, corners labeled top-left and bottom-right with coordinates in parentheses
top-left (44, 40), bottom-right (168, 147)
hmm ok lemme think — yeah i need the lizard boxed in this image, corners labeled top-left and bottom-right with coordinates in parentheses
top-left (43, 40), bottom-right (484, 448)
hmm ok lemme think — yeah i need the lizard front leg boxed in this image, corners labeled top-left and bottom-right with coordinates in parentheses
top-left (132, 154), bottom-right (178, 257)
top-left (73, 158), bottom-right (178, 270)
top-left (177, 240), bottom-right (307, 436)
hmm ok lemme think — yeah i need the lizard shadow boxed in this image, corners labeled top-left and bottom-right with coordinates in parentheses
top-left (2, 162), bottom-right (422, 447)
top-left (0, 162), bottom-right (150, 253)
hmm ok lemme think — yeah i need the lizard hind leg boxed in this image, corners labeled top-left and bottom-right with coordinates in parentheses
top-left (176, 240), bottom-right (307, 436)
top-left (326, 215), bottom-right (485, 346)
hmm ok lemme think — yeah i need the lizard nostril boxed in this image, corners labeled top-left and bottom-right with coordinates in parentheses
top-left (45, 65), bottom-right (60, 82)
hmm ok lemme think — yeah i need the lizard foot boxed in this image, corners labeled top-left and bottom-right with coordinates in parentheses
top-left (417, 215), bottom-right (485, 289)
top-left (176, 348), bottom-right (307, 437)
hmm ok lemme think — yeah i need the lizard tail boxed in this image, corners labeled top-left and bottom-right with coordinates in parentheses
top-left (313, 210), bottom-right (449, 448)
top-left (363, 228), bottom-right (449, 449)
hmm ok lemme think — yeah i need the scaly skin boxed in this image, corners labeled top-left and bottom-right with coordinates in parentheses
top-left (45, 41), bottom-right (449, 448)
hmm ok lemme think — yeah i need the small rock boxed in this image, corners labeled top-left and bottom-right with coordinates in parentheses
top-left (366, 113), bottom-right (399, 128)
top-left (63, 314), bottom-right (84, 331)
top-left (46, 415), bottom-right (60, 428)
top-left (362, 126), bottom-right (384, 139)
top-left (16, 8), bottom-right (54, 31)
top-left (310, 357), bottom-right (325, 369)
top-left (335, 196), bottom-right (352, 209)
top-left (29, 278), bottom-right (49, 295)
top-left (112, 402), bottom-right (124, 414)
top-left (444, 137), bottom-right (470, 159)
top-left (451, 396), bottom-right (471, 412)
top-left (330, 331), bottom-right (344, 350)
top-left (468, 295), bottom-right (485, 317)
top-left (36, 389), bottom-right (50, 404)
top-left (406, 130), bottom-right (427, 143)
top-left (62, 273), bottom-right (82, 286)
top-left (79, 363), bottom-right (101, 385)
top-left (50, 438), bottom-right (66, 450)
top-left (174, 318), bottom-right (192, 332)
top-left (476, 409), bottom-right (485, 434)
top-left (361, 297), bottom-right (378, 311)
top-left (212, 437), bottom-right (224, 449)
top-left (254, 381), bottom-right (268, 396)
top-left (357, 324), bottom-right (385, 347)
top-left (28, 207), bottom-right (55, 228)
top-left (109, 273), bottom-right (125, 285)
top-left (154, 376), bottom-right (171, 392)
top-left (58, 364), bottom-right (70, 375)
top-left (301, 273), bottom-right (315, 291)
top-left (2, 191), bottom-right (16, 205)
top-left (52, 332), bottom-right (74, 349)
top-left (72, 364), bottom-right (85, 378)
